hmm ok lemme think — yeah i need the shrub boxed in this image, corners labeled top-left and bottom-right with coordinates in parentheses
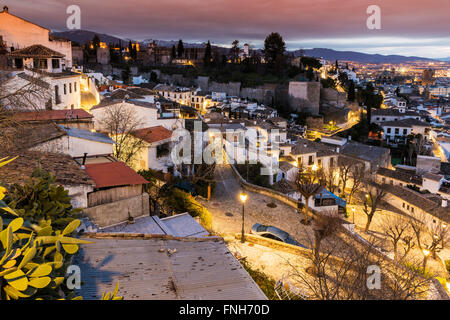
top-left (6, 167), bottom-right (80, 230)
top-left (167, 188), bottom-right (212, 230)
top-left (239, 258), bottom-right (278, 300)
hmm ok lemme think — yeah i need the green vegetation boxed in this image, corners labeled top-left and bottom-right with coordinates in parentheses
top-left (5, 167), bottom-right (81, 231)
top-left (0, 157), bottom-right (123, 300)
top-left (239, 258), bottom-right (279, 300)
top-left (166, 188), bottom-right (212, 230)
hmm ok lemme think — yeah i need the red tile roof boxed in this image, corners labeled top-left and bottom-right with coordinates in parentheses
top-left (84, 162), bottom-right (148, 188)
top-left (13, 109), bottom-right (93, 122)
top-left (132, 126), bottom-right (173, 144)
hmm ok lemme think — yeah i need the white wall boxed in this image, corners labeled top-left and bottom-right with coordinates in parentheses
top-left (0, 10), bottom-right (72, 67)
top-left (31, 135), bottom-right (114, 158)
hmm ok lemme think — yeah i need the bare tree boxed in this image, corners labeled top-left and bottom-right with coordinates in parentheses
top-left (381, 213), bottom-right (411, 261)
top-left (98, 103), bottom-right (147, 167)
top-left (362, 181), bottom-right (387, 232)
top-left (410, 214), bottom-right (449, 270)
top-left (295, 166), bottom-right (325, 224)
top-left (0, 70), bottom-right (51, 148)
top-left (347, 164), bottom-right (365, 204)
top-left (287, 229), bottom-right (430, 300)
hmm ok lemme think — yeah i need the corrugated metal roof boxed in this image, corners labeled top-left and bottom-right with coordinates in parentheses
top-left (99, 214), bottom-right (209, 238)
top-left (58, 125), bottom-right (115, 145)
top-left (74, 237), bottom-right (267, 300)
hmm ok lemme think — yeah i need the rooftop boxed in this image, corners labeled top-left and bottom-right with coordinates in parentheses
top-left (58, 125), bottom-right (115, 145)
top-left (84, 162), bottom-right (148, 189)
top-left (13, 109), bottom-right (93, 122)
top-left (131, 126), bottom-right (173, 145)
top-left (73, 235), bottom-right (267, 300)
top-left (291, 139), bottom-right (337, 157)
top-left (0, 150), bottom-right (94, 186)
top-left (380, 118), bottom-right (430, 128)
top-left (341, 141), bottom-right (390, 164)
top-left (101, 213), bottom-right (209, 238)
top-left (383, 184), bottom-right (450, 223)
top-left (377, 167), bottom-right (423, 185)
top-left (9, 44), bottom-right (64, 58)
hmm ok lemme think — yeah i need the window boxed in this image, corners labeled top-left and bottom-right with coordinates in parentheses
top-left (33, 59), bottom-right (47, 69)
top-left (387, 128), bottom-right (391, 134)
top-left (318, 159), bottom-right (322, 167)
top-left (403, 129), bottom-right (408, 135)
top-left (407, 205), bottom-right (410, 210)
top-left (69, 83), bottom-right (72, 94)
top-left (74, 82), bottom-right (77, 92)
top-left (411, 207), bottom-right (414, 213)
top-left (51, 59), bottom-right (60, 69)
top-left (390, 180), bottom-right (393, 185)
top-left (402, 203), bottom-right (405, 208)
top-left (64, 84), bottom-right (67, 95)
top-left (330, 157), bottom-right (334, 167)
top-left (71, 104), bottom-right (74, 110)
top-left (308, 156), bottom-right (314, 166)
top-left (395, 128), bottom-right (399, 135)
top-left (382, 177), bottom-right (386, 183)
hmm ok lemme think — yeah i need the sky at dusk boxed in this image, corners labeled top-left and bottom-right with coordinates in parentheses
top-left (2, 0), bottom-right (450, 58)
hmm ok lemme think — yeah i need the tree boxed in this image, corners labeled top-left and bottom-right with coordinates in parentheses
top-left (92, 34), bottom-right (101, 49)
top-left (171, 45), bottom-right (177, 59)
top-left (301, 57), bottom-right (322, 71)
top-left (6, 166), bottom-right (81, 230)
top-left (204, 41), bottom-right (212, 67)
top-left (361, 83), bottom-right (383, 124)
top-left (288, 229), bottom-right (430, 300)
top-left (177, 40), bottom-right (184, 59)
top-left (362, 181), bottom-right (387, 232)
top-left (121, 65), bottom-right (131, 85)
top-left (346, 162), bottom-right (365, 204)
top-left (1, 71), bottom-right (51, 148)
top-left (295, 167), bottom-right (325, 224)
top-left (381, 214), bottom-right (411, 261)
top-left (98, 103), bottom-right (147, 167)
top-left (231, 40), bottom-right (240, 64)
top-left (348, 81), bottom-right (356, 102)
top-left (263, 32), bottom-right (286, 67)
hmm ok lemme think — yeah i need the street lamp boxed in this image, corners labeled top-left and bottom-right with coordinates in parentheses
top-left (422, 249), bottom-right (430, 271)
top-left (239, 192), bottom-right (248, 243)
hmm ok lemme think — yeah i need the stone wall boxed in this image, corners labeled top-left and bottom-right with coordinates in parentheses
top-left (288, 81), bottom-right (321, 115)
top-left (82, 193), bottom-right (150, 228)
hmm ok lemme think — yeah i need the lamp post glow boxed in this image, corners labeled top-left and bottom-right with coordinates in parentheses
top-left (240, 192), bottom-right (248, 243)
top-left (422, 249), bottom-right (430, 271)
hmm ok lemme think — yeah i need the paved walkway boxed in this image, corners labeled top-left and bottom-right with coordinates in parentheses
top-left (199, 165), bottom-right (314, 247)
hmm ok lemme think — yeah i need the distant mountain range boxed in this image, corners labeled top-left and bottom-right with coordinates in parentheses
top-left (292, 48), bottom-right (438, 64)
top-left (52, 30), bottom-right (440, 64)
top-left (438, 57), bottom-right (450, 62)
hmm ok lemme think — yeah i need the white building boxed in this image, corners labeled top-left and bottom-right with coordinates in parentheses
top-left (0, 6), bottom-right (72, 68)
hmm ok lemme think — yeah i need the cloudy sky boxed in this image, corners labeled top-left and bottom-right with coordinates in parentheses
top-left (3, 0), bottom-right (450, 58)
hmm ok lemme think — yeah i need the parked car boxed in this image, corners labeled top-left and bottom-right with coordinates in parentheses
top-left (250, 224), bottom-right (307, 248)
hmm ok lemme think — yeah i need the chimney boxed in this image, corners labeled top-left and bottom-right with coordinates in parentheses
top-left (442, 199), bottom-right (448, 208)
top-left (2, 6), bottom-right (8, 13)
